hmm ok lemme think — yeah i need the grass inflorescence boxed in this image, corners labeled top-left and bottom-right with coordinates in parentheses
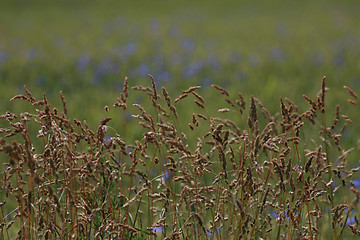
top-left (0, 76), bottom-right (360, 239)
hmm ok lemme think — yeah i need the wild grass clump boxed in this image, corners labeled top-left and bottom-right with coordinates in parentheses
top-left (0, 75), bottom-right (360, 239)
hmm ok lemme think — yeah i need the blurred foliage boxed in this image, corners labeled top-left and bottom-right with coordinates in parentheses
top-left (0, 0), bottom-right (359, 151)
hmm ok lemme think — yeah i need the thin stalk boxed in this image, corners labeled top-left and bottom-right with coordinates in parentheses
top-left (321, 110), bottom-right (338, 239)
top-left (248, 165), bottom-right (272, 239)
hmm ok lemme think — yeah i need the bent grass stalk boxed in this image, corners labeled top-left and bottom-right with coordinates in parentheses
top-left (0, 77), bottom-right (360, 239)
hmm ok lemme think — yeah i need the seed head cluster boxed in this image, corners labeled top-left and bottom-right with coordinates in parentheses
top-left (0, 77), bottom-right (359, 239)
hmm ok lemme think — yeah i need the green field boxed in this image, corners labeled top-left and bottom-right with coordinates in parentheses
top-left (1, 0), bottom-right (359, 128)
top-left (1, 1), bottom-right (360, 239)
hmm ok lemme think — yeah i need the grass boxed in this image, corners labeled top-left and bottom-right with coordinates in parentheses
top-left (1, 0), bottom-right (360, 133)
top-left (1, 1), bottom-right (360, 238)
top-left (0, 76), bottom-right (360, 239)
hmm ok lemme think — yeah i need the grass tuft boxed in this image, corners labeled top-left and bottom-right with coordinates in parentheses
top-left (0, 76), bottom-right (359, 239)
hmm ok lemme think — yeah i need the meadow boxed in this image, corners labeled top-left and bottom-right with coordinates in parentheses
top-left (0, 0), bottom-right (360, 239)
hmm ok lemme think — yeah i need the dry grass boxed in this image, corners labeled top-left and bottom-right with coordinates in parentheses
top-left (0, 76), bottom-right (360, 239)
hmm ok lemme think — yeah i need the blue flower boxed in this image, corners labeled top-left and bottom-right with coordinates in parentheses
top-left (237, 70), bottom-right (248, 82)
top-left (200, 77), bottom-right (212, 88)
top-left (345, 209), bottom-right (355, 225)
top-left (182, 39), bottom-right (196, 52)
top-left (25, 48), bottom-right (38, 61)
top-left (269, 47), bottom-right (287, 62)
top-left (153, 55), bottom-right (165, 68)
top-left (158, 71), bottom-right (171, 82)
top-left (271, 210), bottom-right (299, 221)
top-left (206, 227), bottom-right (221, 237)
top-left (312, 53), bottom-right (324, 67)
top-left (183, 61), bottom-right (203, 79)
top-left (333, 54), bottom-right (345, 66)
top-left (36, 75), bottom-right (47, 87)
top-left (123, 43), bottom-right (137, 56)
top-left (161, 170), bottom-right (171, 181)
top-left (353, 179), bottom-right (360, 187)
top-left (207, 54), bottom-right (221, 70)
top-left (170, 54), bottom-right (182, 66)
top-left (271, 212), bottom-right (281, 220)
top-left (149, 18), bottom-right (160, 31)
top-left (137, 64), bottom-right (150, 77)
top-left (76, 54), bottom-right (91, 71)
top-left (152, 226), bottom-right (163, 233)
top-left (0, 51), bottom-right (8, 65)
top-left (104, 135), bottom-right (112, 144)
top-left (346, 216), bottom-right (356, 226)
top-left (91, 57), bottom-right (118, 85)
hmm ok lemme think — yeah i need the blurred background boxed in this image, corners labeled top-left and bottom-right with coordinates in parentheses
top-left (1, 2), bottom-right (360, 237)
top-left (0, 0), bottom-right (359, 138)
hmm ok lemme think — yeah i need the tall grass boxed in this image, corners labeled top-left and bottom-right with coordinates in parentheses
top-left (0, 76), bottom-right (359, 239)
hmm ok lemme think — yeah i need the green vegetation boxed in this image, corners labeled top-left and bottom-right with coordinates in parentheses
top-left (0, 1), bottom-right (360, 239)
top-left (1, 78), bottom-right (360, 239)
top-left (1, 0), bottom-right (360, 130)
